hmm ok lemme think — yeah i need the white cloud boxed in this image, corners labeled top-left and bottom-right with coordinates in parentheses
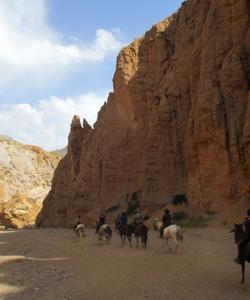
top-left (0, 93), bottom-right (107, 151)
top-left (0, 0), bottom-right (123, 89)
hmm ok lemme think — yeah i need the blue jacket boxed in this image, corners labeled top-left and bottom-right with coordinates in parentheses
top-left (119, 215), bottom-right (127, 225)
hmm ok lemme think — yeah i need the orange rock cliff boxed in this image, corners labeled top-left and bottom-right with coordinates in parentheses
top-left (37, 0), bottom-right (250, 227)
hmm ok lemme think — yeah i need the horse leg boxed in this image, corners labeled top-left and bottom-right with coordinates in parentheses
top-left (76, 230), bottom-right (80, 241)
top-left (136, 236), bottom-right (139, 248)
top-left (127, 234), bottom-right (132, 247)
top-left (121, 234), bottom-right (126, 246)
top-left (98, 234), bottom-right (102, 245)
top-left (165, 238), bottom-right (168, 252)
top-left (120, 234), bottom-right (125, 246)
top-left (106, 233), bottom-right (109, 245)
top-left (174, 238), bottom-right (178, 253)
top-left (241, 261), bottom-right (245, 283)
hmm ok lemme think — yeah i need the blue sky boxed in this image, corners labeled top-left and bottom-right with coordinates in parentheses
top-left (0, 0), bottom-right (183, 150)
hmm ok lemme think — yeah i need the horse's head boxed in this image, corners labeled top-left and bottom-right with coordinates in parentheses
top-left (231, 223), bottom-right (245, 243)
top-left (152, 218), bottom-right (159, 231)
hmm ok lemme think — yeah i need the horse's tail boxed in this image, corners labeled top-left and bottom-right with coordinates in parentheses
top-left (107, 225), bottom-right (112, 238)
top-left (143, 224), bottom-right (148, 245)
top-left (177, 228), bottom-right (183, 243)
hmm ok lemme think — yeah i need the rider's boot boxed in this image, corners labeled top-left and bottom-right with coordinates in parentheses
top-left (159, 227), bottom-right (163, 239)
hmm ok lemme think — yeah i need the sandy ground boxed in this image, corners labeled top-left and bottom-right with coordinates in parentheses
top-left (0, 228), bottom-right (250, 300)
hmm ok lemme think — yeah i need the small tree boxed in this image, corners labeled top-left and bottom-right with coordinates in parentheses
top-left (172, 194), bottom-right (188, 206)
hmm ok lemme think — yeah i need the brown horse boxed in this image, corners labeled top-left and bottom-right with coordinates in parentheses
top-left (116, 223), bottom-right (134, 246)
top-left (231, 224), bottom-right (250, 283)
top-left (134, 223), bottom-right (148, 248)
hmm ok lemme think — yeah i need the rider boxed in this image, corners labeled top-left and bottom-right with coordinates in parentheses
top-left (134, 210), bottom-right (144, 225)
top-left (96, 213), bottom-right (106, 233)
top-left (234, 209), bottom-right (250, 264)
top-left (159, 209), bottom-right (172, 238)
top-left (74, 215), bottom-right (82, 230)
top-left (118, 212), bottom-right (127, 230)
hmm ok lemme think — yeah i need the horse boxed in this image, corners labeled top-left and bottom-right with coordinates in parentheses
top-left (134, 223), bottom-right (148, 248)
top-left (162, 224), bottom-right (183, 253)
top-left (97, 224), bottom-right (112, 245)
top-left (152, 218), bottom-right (163, 233)
top-left (231, 223), bottom-right (250, 283)
top-left (74, 223), bottom-right (85, 241)
top-left (117, 223), bottom-right (134, 247)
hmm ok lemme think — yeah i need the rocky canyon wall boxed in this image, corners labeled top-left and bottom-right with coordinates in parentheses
top-left (0, 136), bottom-right (60, 228)
top-left (37, 0), bottom-right (250, 227)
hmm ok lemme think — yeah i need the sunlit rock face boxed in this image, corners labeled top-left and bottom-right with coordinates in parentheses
top-left (37, 0), bottom-right (250, 227)
top-left (0, 136), bottom-right (60, 228)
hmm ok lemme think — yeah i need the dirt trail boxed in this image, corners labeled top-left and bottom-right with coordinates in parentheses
top-left (0, 228), bottom-right (249, 300)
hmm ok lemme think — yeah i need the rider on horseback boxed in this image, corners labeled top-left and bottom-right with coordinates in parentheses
top-left (95, 213), bottom-right (106, 234)
top-left (74, 215), bottom-right (82, 230)
top-left (118, 212), bottom-right (127, 230)
top-left (134, 211), bottom-right (144, 225)
top-left (234, 209), bottom-right (250, 264)
top-left (159, 209), bottom-right (172, 238)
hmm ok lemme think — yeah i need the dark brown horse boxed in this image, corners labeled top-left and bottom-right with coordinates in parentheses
top-left (116, 223), bottom-right (134, 247)
top-left (231, 224), bottom-right (250, 283)
top-left (134, 223), bottom-right (148, 248)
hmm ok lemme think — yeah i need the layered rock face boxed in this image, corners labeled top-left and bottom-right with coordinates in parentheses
top-left (0, 136), bottom-right (60, 228)
top-left (0, 193), bottom-right (41, 229)
top-left (37, 0), bottom-right (250, 227)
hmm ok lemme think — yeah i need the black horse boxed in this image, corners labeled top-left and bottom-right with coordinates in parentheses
top-left (115, 222), bottom-right (134, 247)
top-left (115, 219), bottom-right (148, 248)
top-left (231, 224), bottom-right (250, 283)
top-left (134, 223), bottom-right (148, 248)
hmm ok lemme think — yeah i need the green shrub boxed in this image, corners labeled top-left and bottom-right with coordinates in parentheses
top-left (106, 204), bottom-right (120, 214)
top-left (126, 192), bottom-right (140, 216)
top-left (173, 211), bottom-right (188, 223)
top-left (172, 194), bottom-right (188, 206)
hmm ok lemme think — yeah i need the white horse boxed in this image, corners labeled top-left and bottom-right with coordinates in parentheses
top-left (152, 218), bottom-right (163, 232)
top-left (162, 224), bottom-right (183, 253)
top-left (74, 224), bottom-right (85, 241)
top-left (98, 224), bottom-right (112, 245)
